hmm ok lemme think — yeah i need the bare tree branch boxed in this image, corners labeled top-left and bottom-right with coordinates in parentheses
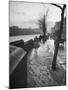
top-left (45, 9), bottom-right (49, 22)
top-left (51, 3), bottom-right (62, 10)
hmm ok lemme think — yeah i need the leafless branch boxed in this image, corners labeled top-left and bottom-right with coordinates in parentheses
top-left (45, 9), bottom-right (49, 18)
top-left (51, 3), bottom-right (62, 10)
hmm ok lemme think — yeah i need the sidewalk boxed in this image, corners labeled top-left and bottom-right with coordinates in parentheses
top-left (27, 40), bottom-right (66, 87)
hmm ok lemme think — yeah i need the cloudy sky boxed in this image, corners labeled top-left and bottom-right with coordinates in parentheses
top-left (10, 1), bottom-right (63, 31)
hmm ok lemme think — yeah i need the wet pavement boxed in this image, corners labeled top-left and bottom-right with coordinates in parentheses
top-left (27, 40), bottom-right (66, 87)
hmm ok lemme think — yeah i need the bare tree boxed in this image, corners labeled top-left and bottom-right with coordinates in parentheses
top-left (38, 9), bottom-right (49, 41)
top-left (51, 4), bottom-right (66, 70)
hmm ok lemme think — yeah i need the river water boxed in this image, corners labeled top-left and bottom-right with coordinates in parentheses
top-left (9, 34), bottom-right (40, 42)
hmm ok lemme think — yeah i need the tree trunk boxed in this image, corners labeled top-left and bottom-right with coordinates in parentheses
top-left (52, 5), bottom-right (66, 70)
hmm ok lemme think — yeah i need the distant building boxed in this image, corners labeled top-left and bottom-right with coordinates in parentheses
top-left (51, 17), bottom-right (66, 41)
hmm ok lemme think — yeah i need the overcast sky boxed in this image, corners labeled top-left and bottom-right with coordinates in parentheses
top-left (10, 1), bottom-right (63, 30)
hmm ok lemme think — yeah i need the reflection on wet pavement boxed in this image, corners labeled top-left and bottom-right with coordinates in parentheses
top-left (27, 40), bottom-right (66, 87)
